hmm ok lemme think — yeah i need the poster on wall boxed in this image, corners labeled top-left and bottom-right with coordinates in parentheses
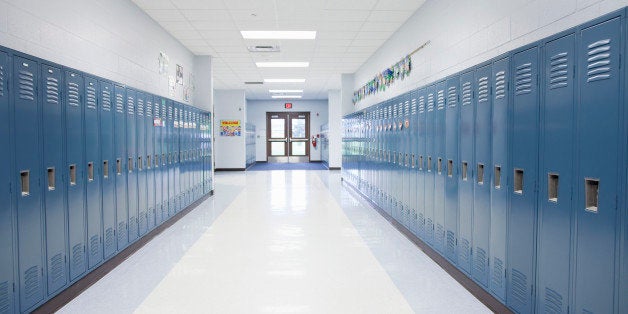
top-left (176, 64), bottom-right (183, 85)
top-left (220, 120), bottom-right (241, 136)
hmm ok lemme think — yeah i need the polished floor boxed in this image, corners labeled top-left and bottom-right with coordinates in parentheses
top-left (59, 170), bottom-right (490, 314)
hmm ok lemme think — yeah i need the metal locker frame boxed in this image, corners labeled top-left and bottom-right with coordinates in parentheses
top-left (167, 100), bottom-right (175, 216)
top-left (444, 74), bottom-right (460, 264)
top-left (154, 97), bottom-right (164, 225)
top-left (98, 80), bottom-right (116, 260)
top-left (424, 84), bottom-right (437, 246)
top-left (409, 91), bottom-right (419, 235)
top-left (173, 102), bottom-right (181, 212)
top-left (434, 80), bottom-right (447, 253)
top-left (126, 88), bottom-right (139, 242)
top-left (136, 91), bottom-right (147, 236)
top-left (84, 75), bottom-right (102, 270)
top-left (402, 94), bottom-right (412, 229)
top-left (458, 69), bottom-right (475, 275)
top-left (416, 88), bottom-right (427, 239)
top-left (113, 84), bottom-right (128, 250)
top-left (146, 94), bottom-right (156, 230)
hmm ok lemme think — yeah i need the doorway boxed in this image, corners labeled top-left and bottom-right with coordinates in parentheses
top-left (266, 112), bottom-right (310, 163)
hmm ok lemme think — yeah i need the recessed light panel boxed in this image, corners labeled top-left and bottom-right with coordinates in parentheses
top-left (256, 62), bottom-right (309, 68)
top-left (241, 31), bottom-right (316, 39)
top-left (264, 79), bottom-right (306, 83)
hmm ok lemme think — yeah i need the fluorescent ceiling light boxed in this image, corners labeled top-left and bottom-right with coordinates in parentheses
top-left (264, 78), bottom-right (306, 83)
top-left (269, 89), bottom-right (303, 93)
top-left (272, 95), bottom-right (303, 99)
top-left (241, 31), bottom-right (316, 40)
top-left (256, 62), bottom-right (309, 68)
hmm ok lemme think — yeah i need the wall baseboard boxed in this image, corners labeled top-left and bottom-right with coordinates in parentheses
top-left (215, 168), bottom-right (246, 171)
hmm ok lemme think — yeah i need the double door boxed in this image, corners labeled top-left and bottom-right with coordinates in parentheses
top-left (267, 112), bottom-right (310, 163)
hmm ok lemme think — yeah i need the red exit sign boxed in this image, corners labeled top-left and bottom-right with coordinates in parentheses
top-left (285, 103), bottom-right (292, 109)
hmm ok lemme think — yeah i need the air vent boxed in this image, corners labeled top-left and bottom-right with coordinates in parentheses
top-left (244, 81), bottom-right (264, 85)
top-left (247, 45), bottom-right (280, 52)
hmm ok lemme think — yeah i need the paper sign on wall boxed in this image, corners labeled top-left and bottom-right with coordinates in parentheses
top-left (220, 120), bottom-right (241, 136)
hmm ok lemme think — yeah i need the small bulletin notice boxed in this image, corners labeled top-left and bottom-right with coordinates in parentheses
top-left (220, 120), bottom-right (241, 136)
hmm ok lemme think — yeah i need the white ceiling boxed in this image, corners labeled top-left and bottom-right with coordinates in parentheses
top-left (132, 0), bottom-right (426, 100)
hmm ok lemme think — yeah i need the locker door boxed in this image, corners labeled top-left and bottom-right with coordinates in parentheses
top-left (392, 99), bottom-right (401, 221)
top-left (434, 81), bottom-right (447, 253)
top-left (146, 95), bottom-right (156, 230)
top-left (174, 103), bottom-right (181, 211)
top-left (508, 45), bottom-right (539, 314)
top-left (472, 64), bottom-right (492, 288)
top-left (14, 55), bottom-right (45, 312)
top-left (445, 75), bottom-right (460, 263)
top-left (490, 56), bottom-right (510, 301)
top-left (167, 101), bottom-right (175, 216)
top-left (114, 85), bottom-right (128, 249)
top-left (126, 88), bottom-right (138, 242)
top-left (65, 70), bottom-right (87, 281)
top-left (99, 81), bottom-right (116, 259)
top-left (182, 107), bottom-right (189, 207)
top-left (402, 96), bottom-right (411, 228)
top-left (575, 16), bottom-right (622, 314)
top-left (153, 99), bottom-right (163, 225)
top-left (0, 49), bottom-right (15, 314)
top-left (536, 33), bottom-right (575, 314)
top-left (409, 93), bottom-right (418, 236)
top-left (161, 101), bottom-right (168, 220)
top-left (416, 89), bottom-right (427, 239)
top-left (136, 92), bottom-right (147, 236)
top-left (458, 70), bottom-right (474, 275)
top-left (41, 63), bottom-right (68, 295)
top-left (84, 76), bottom-right (102, 270)
top-left (424, 85), bottom-right (436, 245)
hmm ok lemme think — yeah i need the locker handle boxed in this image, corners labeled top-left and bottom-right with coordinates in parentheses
top-left (138, 157), bottom-right (143, 171)
top-left (128, 157), bottom-right (133, 172)
top-left (147, 155), bottom-right (151, 169)
top-left (69, 165), bottom-right (77, 186)
top-left (585, 178), bottom-right (599, 213)
top-left (116, 159), bottom-right (122, 175)
top-left (514, 169), bottom-right (524, 194)
top-left (20, 170), bottom-right (30, 196)
top-left (87, 162), bottom-right (94, 182)
top-left (461, 161), bottom-right (467, 180)
top-left (447, 160), bottom-right (453, 177)
top-left (477, 164), bottom-right (484, 185)
top-left (427, 156), bottom-right (432, 172)
top-left (437, 158), bottom-right (442, 175)
top-left (419, 156), bottom-right (423, 170)
top-left (47, 168), bottom-right (55, 191)
top-left (494, 166), bottom-right (501, 189)
top-left (548, 173), bottom-right (559, 202)
top-left (103, 160), bottom-right (109, 178)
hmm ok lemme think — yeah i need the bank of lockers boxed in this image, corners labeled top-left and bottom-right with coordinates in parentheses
top-left (342, 9), bottom-right (627, 314)
top-left (0, 45), bottom-right (213, 313)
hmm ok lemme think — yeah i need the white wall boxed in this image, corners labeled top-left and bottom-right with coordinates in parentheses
top-left (247, 100), bottom-right (328, 162)
top-left (352, 0), bottom-right (628, 110)
top-left (327, 90), bottom-right (342, 169)
top-left (214, 90), bottom-right (246, 169)
top-left (0, 0), bottom-right (195, 104)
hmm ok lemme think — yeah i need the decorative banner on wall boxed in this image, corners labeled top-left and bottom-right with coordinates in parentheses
top-left (220, 120), bottom-right (242, 136)
top-left (353, 41), bottom-right (430, 105)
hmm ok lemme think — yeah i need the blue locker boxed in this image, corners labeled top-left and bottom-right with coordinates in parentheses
top-left (161, 100), bottom-right (168, 220)
top-left (458, 69), bottom-right (474, 275)
top-left (65, 69), bottom-right (87, 281)
top-left (167, 101), bottom-right (175, 216)
top-left (409, 92), bottom-right (418, 235)
top-left (387, 102), bottom-right (394, 217)
top-left (153, 98), bottom-right (163, 224)
top-left (136, 91), bottom-right (147, 236)
top-left (392, 99), bottom-right (401, 221)
top-left (472, 63), bottom-right (492, 288)
top-left (424, 85), bottom-right (436, 245)
top-left (13, 54), bottom-right (45, 312)
top-left (40, 62), bottom-right (68, 295)
top-left (401, 96), bottom-right (410, 228)
top-left (416, 88), bottom-right (427, 238)
top-left (0, 48), bottom-right (15, 314)
top-left (574, 15), bottom-right (622, 314)
top-left (536, 32), bottom-right (575, 314)
top-left (146, 95), bottom-right (156, 230)
top-left (114, 85), bottom-right (128, 249)
top-left (508, 45), bottom-right (540, 314)
top-left (182, 107), bottom-right (189, 207)
top-left (445, 75), bottom-right (460, 263)
top-left (490, 56), bottom-right (510, 301)
top-left (84, 76), bottom-right (102, 270)
top-left (174, 103), bottom-right (181, 212)
top-left (126, 88), bottom-right (138, 242)
top-left (99, 80), bottom-right (116, 259)
top-left (434, 81), bottom-right (446, 253)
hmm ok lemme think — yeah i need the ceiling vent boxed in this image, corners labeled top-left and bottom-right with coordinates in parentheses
top-left (244, 81), bottom-right (264, 85)
top-left (247, 45), bottom-right (280, 53)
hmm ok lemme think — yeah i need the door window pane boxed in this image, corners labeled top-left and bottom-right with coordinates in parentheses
top-left (291, 118), bottom-right (306, 138)
top-left (271, 142), bottom-right (285, 156)
top-left (271, 119), bottom-right (285, 138)
top-left (292, 142), bottom-right (306, 156)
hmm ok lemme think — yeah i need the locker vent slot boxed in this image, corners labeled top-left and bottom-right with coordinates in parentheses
top-left (548, 173), bottom-right (559, 202)
top-left (69, 165), bottom-right (76, 185)
top-left (115, 93), bottom-right (124, 113)
top-left (510, 268), bottom-right (528, 307)
top-left (0, 280), bottom-right (9, 313)
top-left (128, 158), bottom-right (134, 172)
top-left (477, 164), bottom-right (484, 185)
top-left (405, 100), bottom-right (410, 116)
top-left (147, 155), bottom-right (151, 169)
top-left (68, 82), bottom-right (80, 107)
top-left (437, 90), bottom-right (445, 110)
top-left (446, 231), bottom-right (455, 255)
top-left (437, 158), bottom-right (442, 174)
top-left (117, 222), bottom-right (126, 243)
top-left (86, 85), bottom-right (97, 109)
top-left (411, 98), bottom-right (417, 115)
top-left (127, 97), bottom-right (135, 115)
top-left (447, 160), bottom-right (453, 177)
top-left (427, 93), bottom-right (435, 112)
top-left (515, 63), bottom-right (532, 95)
top-left (494, 166), bottom-right (501, 189)
top-left (116, 159), bottom-right (121, 175)
top-left (102, 89), bottom-right (112, 111)
top-left (461, 82), bottom-right (472, 106)
top-left (474, 247), bottom-right (487, 275)
top-left (137, 99), bottom-right (144, 116)
top-left (18, 70), bottom-right (35, 101)
top-left (72, 243), bottom-right (84, 271)
top-left (478, 77), bottom-right (489, 102)
top-left (20, 171), bottom-right (30, 196)
top-left (514, 169), bottom-right (524, 194)
top-left (24, 265), bottom-right (40, 300)
top-left (427, 156), bottom-right (432, 172)
top-left (585, 179), bottom-right (599, 213)
top-left (47, 168), bottom-right (55, 190)
top-left (436, 224), bottom-right (444, 244)
top-left (462, 162), bottom-right (468, 181)
top-left (46, 77), bottom-right (60, 104)
top-left (163, 104), bottom-right (167, 119)
top-left (586, 39), bottom-right (611, 82)
top-left (138, 157), bottom-right (143, 171)
top-left (418, 96), bottom-right (425, 113)
top-left (0, 65), bottom-right (4, 97)
top-left (103, 160), bottom-right (109, 178)
top-left (90, 235), bottom-right (99, 259)
top-left (447, 86), bottom-right (457, 108)
top-left (544, 287), bottom-right (563, 313)
top-left (549, 52), bottom-right (569, 89)
top-left (491, 257), bottom-right (504, 289)
top-left (154, 102), bottom-right (159, 117)
top-left (460, 238), bottom-right (470, 264)
top-left (426, 218), bottom-right (433, 234)
top-left (49, 253), bottom-right (64, 285)
top-left (494, 71), bottom-right (506, 100)
top-left (146, 101), bottom-right (153, 117)
top-left (105, 227), bottom-right (114, 251)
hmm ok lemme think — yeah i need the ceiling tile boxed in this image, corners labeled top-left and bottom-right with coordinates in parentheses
top-left (172, 0), bottom-right (227, 10)
top-left (131, 0), bottom-right (176, 10)
top-left (325, 0), bottom-right (377, 10)
top-left (158, 20), bottom-right (195, 31)
top-left (145, 9), bottom-right (186, 21)
top-left (354, 31), bottom-right (394, 40)
top-left (180, 9), bottom-right (233, 21)
top-left (367, 10), bottom-right (414, 22)
top-left (373, 0), bottom-right (426, 11)
top-left (191, 19), bottom-right (237, 30)
top-left (360, 21), bottom-right (404, 32)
